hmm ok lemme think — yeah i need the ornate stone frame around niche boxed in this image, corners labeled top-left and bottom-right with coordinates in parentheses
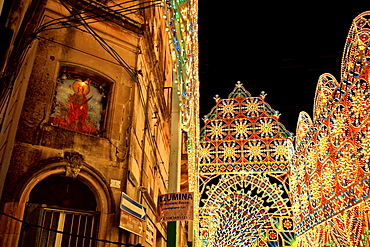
top-left (50, 65), bottom-right (113, 137)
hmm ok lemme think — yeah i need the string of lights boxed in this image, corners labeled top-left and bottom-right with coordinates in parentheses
top-left (159, 1), bottom-right (200, 243)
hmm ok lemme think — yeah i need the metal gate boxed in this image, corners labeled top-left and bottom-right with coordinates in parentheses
top-left (19, 204), bottom-right (99, 247)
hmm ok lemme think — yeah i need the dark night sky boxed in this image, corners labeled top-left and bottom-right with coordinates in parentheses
top-left (198, 4), bottom-right (370, 133)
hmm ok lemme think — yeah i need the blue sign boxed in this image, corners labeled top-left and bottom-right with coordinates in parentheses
top-left (120, 192), bottom-right (146, 220)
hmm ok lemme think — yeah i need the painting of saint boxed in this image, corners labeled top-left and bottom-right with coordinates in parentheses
top-left (50, 72), bottom-right (108, 136)
top-left (67, 79), bottom-right (91, 131)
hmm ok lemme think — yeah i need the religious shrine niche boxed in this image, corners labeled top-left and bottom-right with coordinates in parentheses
top-left (50, 66), bottom-right (110, 136)
top-left (291, 11), bottom-right (370, 247)
top-left (198, 82), bottom-right (295, 247)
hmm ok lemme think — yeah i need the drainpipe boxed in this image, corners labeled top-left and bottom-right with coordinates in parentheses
top-left (139, 84), bottom-right (150, 202)
top-left (167, 78), bottom-right (181, 247)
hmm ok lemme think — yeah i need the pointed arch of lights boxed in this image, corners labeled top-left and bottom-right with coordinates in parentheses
top-left (199, 82), bottom-right (295, 247)
top-left (291, 11), bottom-right (370, 247)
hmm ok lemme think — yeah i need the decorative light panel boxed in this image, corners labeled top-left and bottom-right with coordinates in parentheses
top-left (291, 11), bottom-right (370, 247)
top-left (199, 82), bottom-right (294, 247)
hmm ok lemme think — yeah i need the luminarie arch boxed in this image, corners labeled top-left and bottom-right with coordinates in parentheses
top-left (198, 82), bottom-right (295, 246)
top-left (292, 11), bottom-right (370, 247)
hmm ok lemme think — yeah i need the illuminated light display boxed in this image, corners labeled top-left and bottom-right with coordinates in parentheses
top-left (163, 0), bottom-right (200, 242)
top-left (291, 11), bottom-right (370, 246)
top-left (164, 0), bottom-right (199, 129)
top-left (199, 82), bottom-right (295, 246)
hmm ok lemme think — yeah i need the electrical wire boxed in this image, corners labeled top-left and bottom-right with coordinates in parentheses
top-left (34, 0), bottom-right (162, 34)
top-left (1, 2), bottom-right (175, 243)
top-left (2, 0), bottom-right (169, 186)
top-left (0, 0), bottom-right (162, 110)
top-left (36, 0), bottom-right (171, 197)
top-left (59, 0), bottom-right (169, 165)
top-left (0, 211), bottom-right (143, 246)
top-left (61, 0), bottom-right (137, 78)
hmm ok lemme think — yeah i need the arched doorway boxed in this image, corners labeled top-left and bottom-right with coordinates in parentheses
top-left (18, 176), bottom-right (100, 247)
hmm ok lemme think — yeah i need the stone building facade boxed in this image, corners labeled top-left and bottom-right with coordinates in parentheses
top-left (0, 0), bottom-right (198, 246)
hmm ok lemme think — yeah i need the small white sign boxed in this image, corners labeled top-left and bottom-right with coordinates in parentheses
top-left (110, 179), bottom-right (121, 188)
top-left (146, 219), bottom-right (156, 245)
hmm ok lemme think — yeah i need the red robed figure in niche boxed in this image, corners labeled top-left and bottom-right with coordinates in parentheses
top-left (67, 79), bottom-right (91, 131)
